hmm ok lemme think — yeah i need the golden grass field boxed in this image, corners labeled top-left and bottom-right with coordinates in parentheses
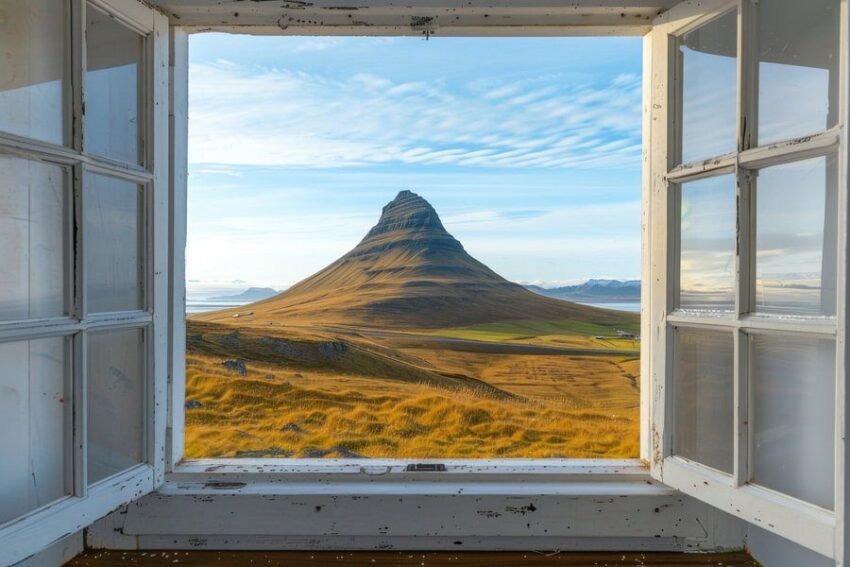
top-left (184, 318), bottom-right (640, 459)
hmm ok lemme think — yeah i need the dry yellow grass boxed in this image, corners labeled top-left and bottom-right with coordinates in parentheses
top-left (184, 348), bottom-right (639, 459)
top-left (185, 190), bottom-right (642, 459)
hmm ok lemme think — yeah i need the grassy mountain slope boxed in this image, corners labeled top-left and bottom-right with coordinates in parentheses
top-left (194, 190), bottom-right (638, 330)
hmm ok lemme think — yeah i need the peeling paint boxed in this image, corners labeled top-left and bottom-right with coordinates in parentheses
top-left (476, 510), bottom-right (502, 518)
top-left (203, 481), bottom-right (248, 490)
top-left (505, 503), bottom-right (537, 515)
top-left (651, 423), bottom-right (662, 468)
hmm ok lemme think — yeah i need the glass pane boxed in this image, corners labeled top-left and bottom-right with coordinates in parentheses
top-left (85, 174), bottom-right (143, 313)
top-left (757, 0), bottom-right (839, 145)
top-left (755, 156), bottom-right (836, 316)
top-left (0, 337), bottom-right (68, 524)
top-left (85, 3), bottom-right (143, 164)
top-left (679, 10), bottom-right (737, 164)
top-left (751, 334), bottom-right (835, 510)
top-left (673, 328), bottom-right (734, 474)
top-left (679, 175), bottom-right (736, 311)
top-left (87, 328), bottom-right (145, 484)
top-left (0, 155), bottom-right (67, 321)
top-left (0, 0), bottom-right (67, 145)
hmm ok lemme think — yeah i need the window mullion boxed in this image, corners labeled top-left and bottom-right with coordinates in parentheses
top-left (736, 0), bottom-right (757, 153)
top-left (73, 163), bottom-right (85, 321)
top-left (735, 0), bottom-right (754, 317)
top-left (735, 170), bottom-right (752, 317)
top-left (72, 0), bottom-right (85, 154)
top-left (71, 0), bottom-right (88, 496)
top-left (733, 0), bottom-right (755, 492)
top-left (667, 312), bottom-right (837, 335)
top-left (733, 329), bottom-right (749, 487)
top-left (733, 171), bottom-right (751, 488)
top-left (73, 332), bottom-right (88, 496)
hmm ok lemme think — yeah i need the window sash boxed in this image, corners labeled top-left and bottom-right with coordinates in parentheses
top-left (0, 1), bottom-right (168, 564)
top-left (648, 0), bottom-right (847, 558)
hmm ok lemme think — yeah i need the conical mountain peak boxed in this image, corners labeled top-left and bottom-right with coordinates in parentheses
top-left (364, 190), bottom-right (448, 240)
top-left (197, 190), bottom-right (623, 329)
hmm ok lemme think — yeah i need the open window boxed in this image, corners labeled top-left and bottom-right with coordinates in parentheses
top-left (648, 0), bottom-right (845, 557)
top-left (0, 1), bottom-right (169, 564)
top-left (1, 0), bottom-right (849, 563)
top-left (178, 34), bottom-right (644, 464)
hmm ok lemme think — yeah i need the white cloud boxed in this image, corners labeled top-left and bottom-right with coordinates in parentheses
top-left (188, 61), bottom-right (641, 170)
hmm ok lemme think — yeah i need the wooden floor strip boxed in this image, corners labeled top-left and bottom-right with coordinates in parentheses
top-left (67, 550), bottom-right (759, 566)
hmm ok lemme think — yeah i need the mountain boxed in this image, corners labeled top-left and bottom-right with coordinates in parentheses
top-left (208, 287), bottom-right (279, 302)
top-left (526, 279), bottom-right (640, 303)
top-left (194, 190), bottom-right (636, 329)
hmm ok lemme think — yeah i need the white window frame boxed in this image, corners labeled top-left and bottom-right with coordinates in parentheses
top-left (0, 1), bottom-right (169, 565)
top-left (647, 0), bottom-right (848, 559)
top-left (95, 8), bottom-right (751, 557)
top-left (2, 0), bottom-right (843, 561)
top-left (162, 17), bottom-right (659, 480)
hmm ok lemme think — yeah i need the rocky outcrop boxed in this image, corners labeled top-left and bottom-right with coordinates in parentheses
top-left (362, 190), bottom-right (453, 240)
top-left (221, 359), bottom-right (247, 375)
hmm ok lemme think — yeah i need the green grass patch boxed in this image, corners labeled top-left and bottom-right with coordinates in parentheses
top-left (432, 318), bottom-right (640, 342)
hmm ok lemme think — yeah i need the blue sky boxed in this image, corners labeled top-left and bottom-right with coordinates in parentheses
top-left (187, 34), bottom-right (643, 292)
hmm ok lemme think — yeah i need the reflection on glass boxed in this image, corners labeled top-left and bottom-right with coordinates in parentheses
top-left (679, 10), bottom-right (737, 164)
top-left (0, 0), bottom-right (67, 145)
top-left (0, 337), bottom-right (68, 524)
top-left (85, 3), bottom-right (143, 164)
top-left (758, 0), bottom-right (839, 144)
top-left (87, 328), bottom-right (145, 484)
top-left (85, 174), bottom-right (143, 313)
top-left (0, 155), bottom-right (67, 321)
top-left (679, 175), bottom-right (736, 310)
top-left (751, 334), bottom-right (834, 510)
top-left (755, 156), bottom-right (836, 316)
top-left (674, 328), bottom-right (734, 474)
top-left (0, 0), bottom-right (67, 144)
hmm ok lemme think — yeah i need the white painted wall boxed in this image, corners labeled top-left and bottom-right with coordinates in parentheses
top-left (747, 523), bottom-right (836, 567)
top-left (11, 531), bottom-right (83, 567)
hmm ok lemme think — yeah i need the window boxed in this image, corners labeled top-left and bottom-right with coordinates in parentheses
top-left (159, 3), bottom-right (842, 558)
top-left (182, 35), bottom-right (643, 461)
top-left (2, 0), bottom-right (847, 562)
top-left (0, 1), bottom-right (168, 564)
top-left (0, 336), bottom-right (70, 525)
top-left (650, 0), bottom-right (844, 556)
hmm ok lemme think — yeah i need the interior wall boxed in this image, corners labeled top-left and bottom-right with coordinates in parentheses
top-left (747, 523), bottom-right (834, 567)
top-left (12, 531), bottom-right (83, 567)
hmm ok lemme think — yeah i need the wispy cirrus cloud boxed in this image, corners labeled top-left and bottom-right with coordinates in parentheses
top-left (188, 61), bottom-right (641, 170)
top-left (185, 36), bottom-right (644, 286)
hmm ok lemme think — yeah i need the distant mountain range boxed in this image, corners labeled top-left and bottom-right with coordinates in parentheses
top-left (208, 287), bottom-right (279, 302)
top-left (194, 190), bottom-right (638, 328)
top-left (525, 279), bottom-right (640, 303)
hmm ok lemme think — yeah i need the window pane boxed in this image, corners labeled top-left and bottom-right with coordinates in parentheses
top-left (755, 156), bottom-right (836, 316)
top-left (0, 155), bottom-right (67, 321)
top-left (679, 175), bottom-right (736, 311)
top-left (0, 0), bottom-right (67, 145)
top-left (85, 174), bottom-right (143, 313)
top-left (0, 337), bottom-right (68, 524)
top-left (751, 334), bottom-right (834, 510)
top-left (85, 4), bottom-right (143, 164)
top-left (757, 0), bottom-right (839, 144)
top-left (673, 328), bottom-right (734, 474)
top-left (679, 10), bottom-right (737, 164)
top-left (87, 328), bottom-right (145, 484)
